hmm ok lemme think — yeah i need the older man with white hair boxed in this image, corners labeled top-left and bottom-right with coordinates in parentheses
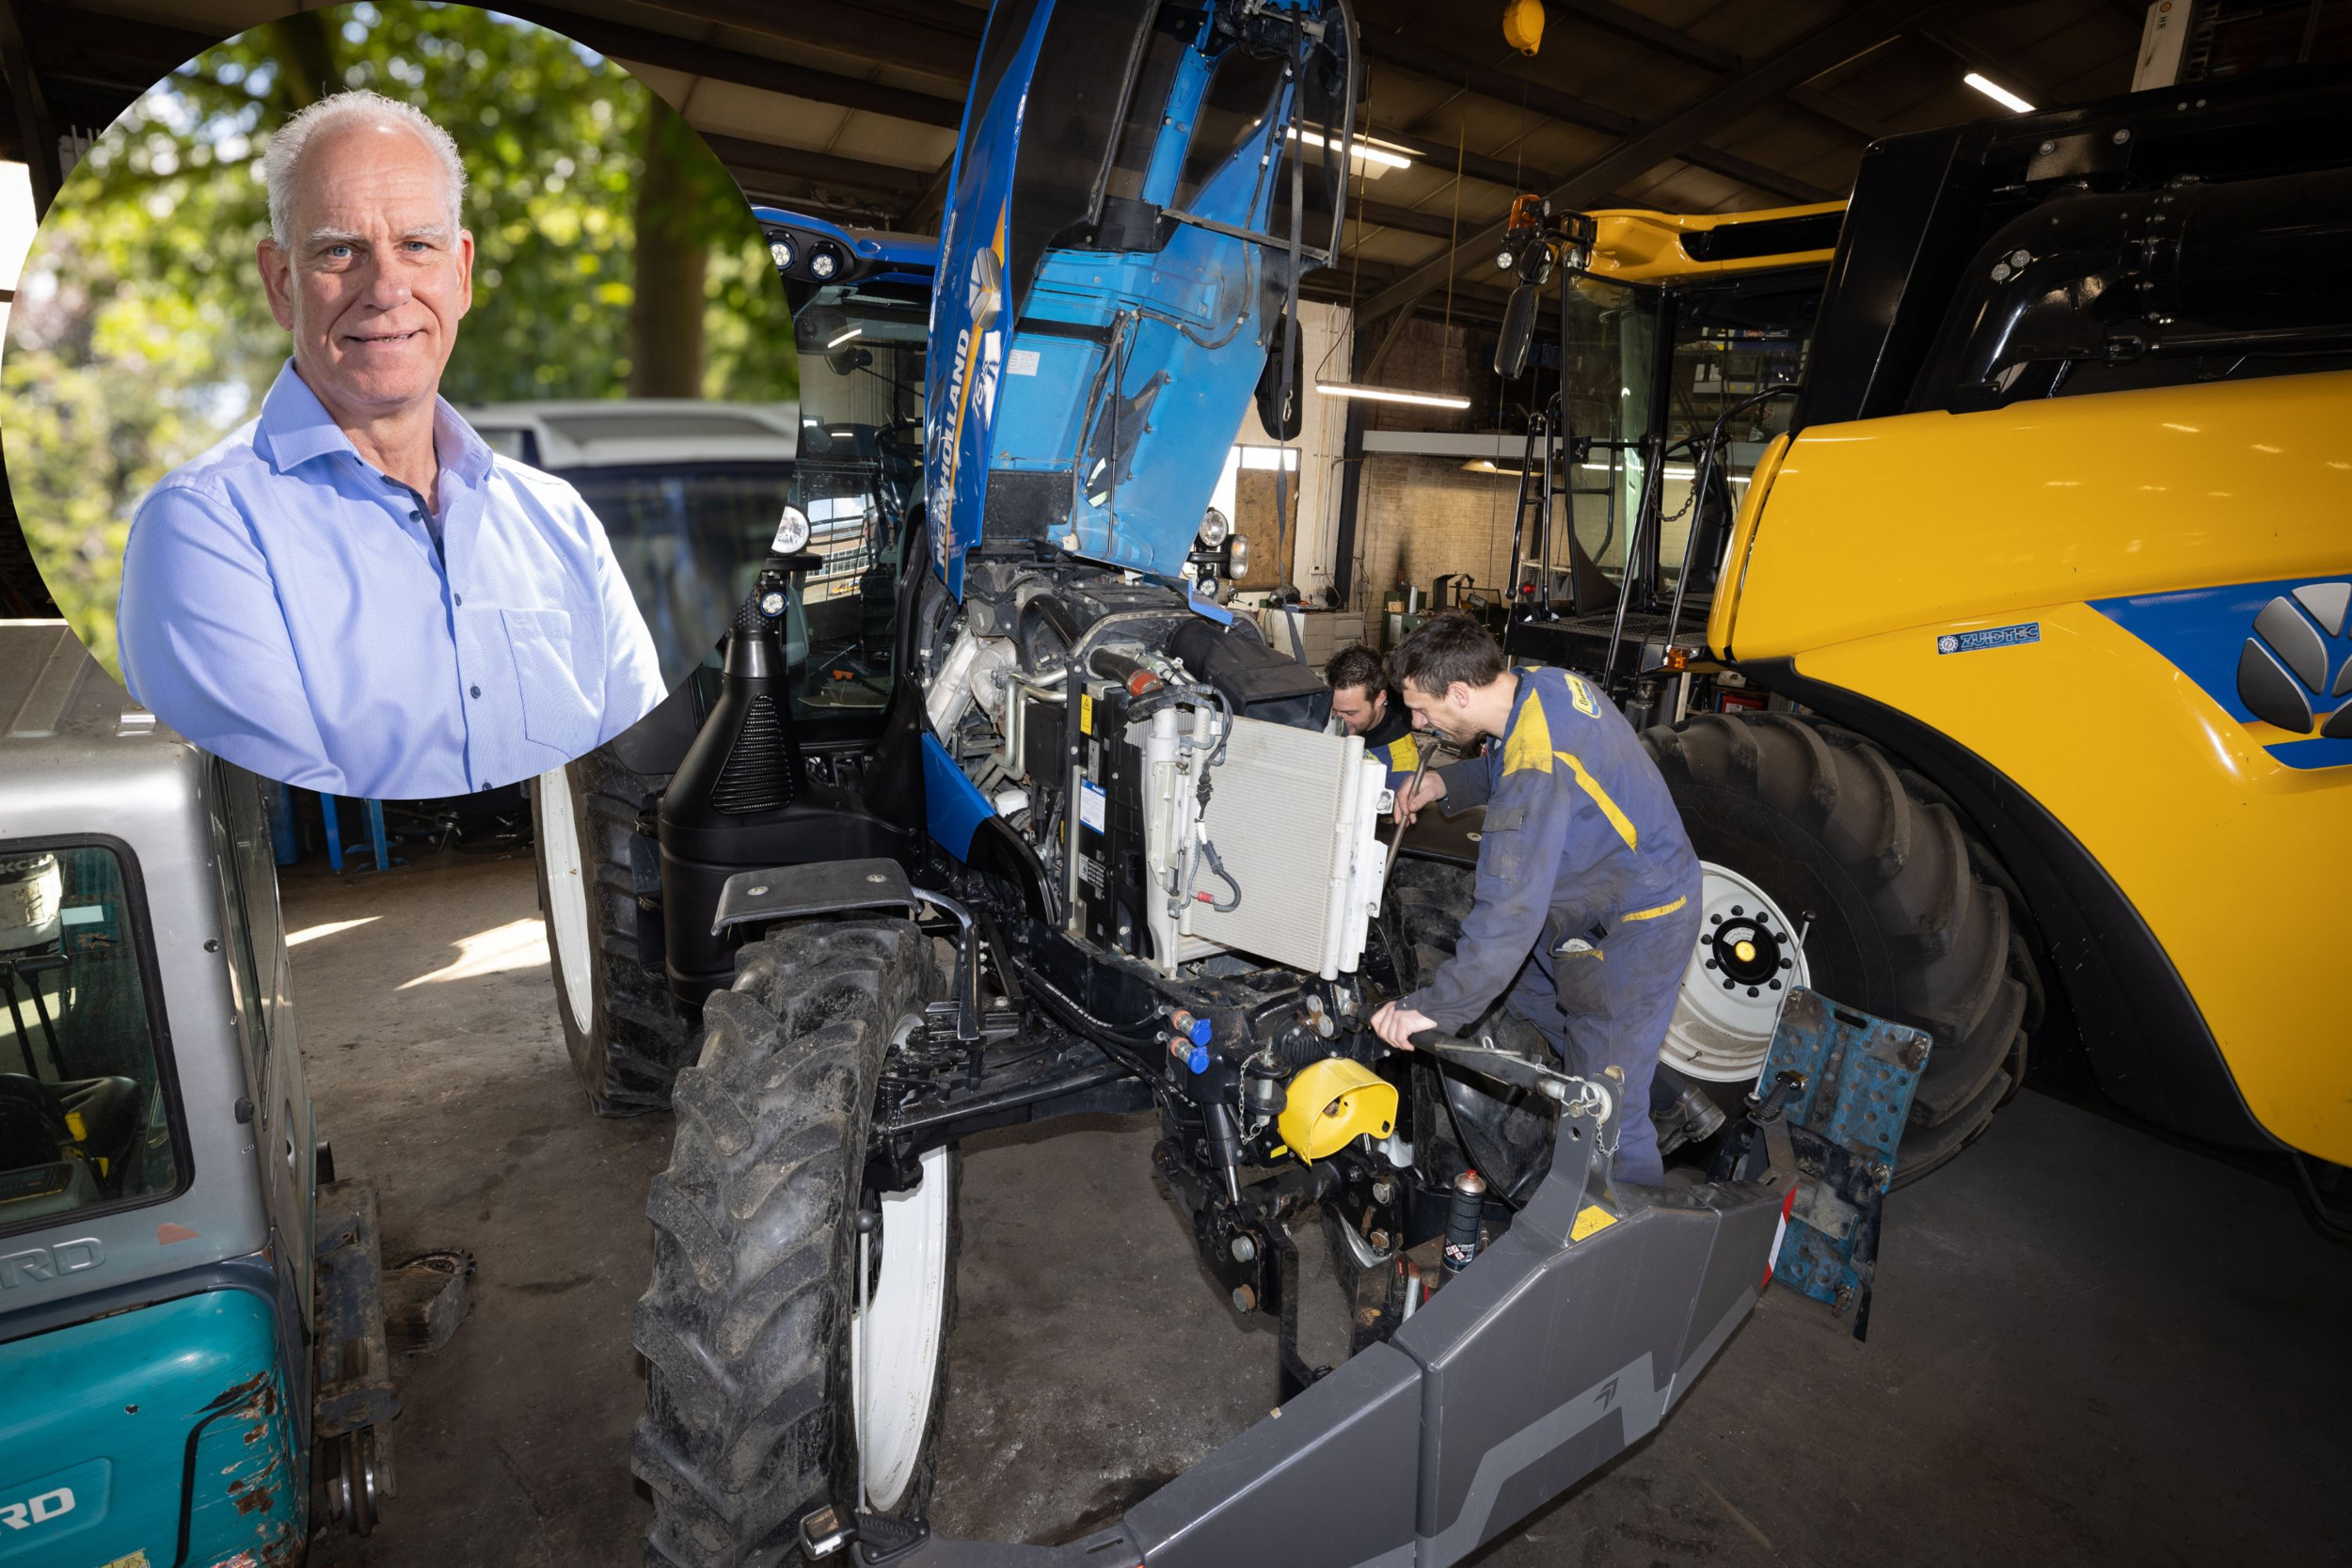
top-left (118, 88), bottom-right (663, 797)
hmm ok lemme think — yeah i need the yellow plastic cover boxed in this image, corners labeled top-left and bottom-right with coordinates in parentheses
top-left (1278, 1056), bottom-right (1399, 1162)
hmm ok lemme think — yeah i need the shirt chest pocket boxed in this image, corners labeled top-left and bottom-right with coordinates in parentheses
top-left (501, 607), bottom-right (598, 755)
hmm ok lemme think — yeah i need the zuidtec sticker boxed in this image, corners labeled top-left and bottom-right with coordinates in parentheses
top-left (1937, 622), bottom-right (2040, 655)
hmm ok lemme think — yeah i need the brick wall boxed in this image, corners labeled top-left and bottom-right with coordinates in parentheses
top-left (1353, 455), bottom-right (1521, 632)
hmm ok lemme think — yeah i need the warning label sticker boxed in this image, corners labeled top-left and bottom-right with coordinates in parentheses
top-left (1078, 780), bottom-right (1107, 833)
top-left (1936, 622), bottom-right (2040, 655)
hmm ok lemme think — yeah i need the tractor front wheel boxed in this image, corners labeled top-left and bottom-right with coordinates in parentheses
top-left (632, 920), bottom-right (958, 1564)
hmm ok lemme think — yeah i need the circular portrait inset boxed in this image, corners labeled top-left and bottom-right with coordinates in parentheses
top-left (4, 1), bottom-right (800, 797)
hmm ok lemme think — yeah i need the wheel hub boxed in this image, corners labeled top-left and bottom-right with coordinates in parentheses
top-left (1661, 863), bottom-right (1811, 1083)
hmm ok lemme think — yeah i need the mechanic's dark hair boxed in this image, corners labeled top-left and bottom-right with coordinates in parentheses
top-left (1326, 643), bottom-right (1387, 697)
top-left (1391, 613), bottom-right (1506, 696)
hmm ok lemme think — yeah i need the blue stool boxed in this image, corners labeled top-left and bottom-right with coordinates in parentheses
top-left (317, 796), bottom-right (395, 873)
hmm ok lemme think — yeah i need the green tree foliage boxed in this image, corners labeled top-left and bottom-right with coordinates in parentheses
top-left (2, 0), bottom-right (798, 676)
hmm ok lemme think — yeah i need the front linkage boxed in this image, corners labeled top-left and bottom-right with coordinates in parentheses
top-left (785, 968), bottom-right (1803, 1568)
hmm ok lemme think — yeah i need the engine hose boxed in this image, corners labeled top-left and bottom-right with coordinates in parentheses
top-left (1195, 837), bottom-right (1241, 913)
top-left (1022, 968), bottom-right (1165, 1053)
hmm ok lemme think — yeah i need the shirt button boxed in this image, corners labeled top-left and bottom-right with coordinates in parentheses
top-left (469, 685), bottom-right (482, 699)
top-left (409, 510), bottom-right (423, 522)
top-left (453, 593), bottom-right (463, 606)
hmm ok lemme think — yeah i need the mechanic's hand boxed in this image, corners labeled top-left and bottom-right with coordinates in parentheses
top-left (1393, 769), bottom-right (1446, 828)
top-left (1371, 1000), bottom-right (1435, 1051)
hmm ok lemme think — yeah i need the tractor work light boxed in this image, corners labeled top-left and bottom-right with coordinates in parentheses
top-left (772, 505), bottom-right (813, 555)
top-left (808, 243), bottom-right (843, 280)
top-left (768, 235), bottom-right (797, 272)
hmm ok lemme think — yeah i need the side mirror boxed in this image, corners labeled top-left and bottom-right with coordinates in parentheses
top-left (1494, 284), bottom-right (1539, 379)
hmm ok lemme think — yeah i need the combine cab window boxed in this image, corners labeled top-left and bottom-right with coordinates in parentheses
top-left (0, 842), bottom-right (182, 1233)
top-left (1553, 275), bottom-right (1814, 593)
top-left (1651, 279), bottom-right (1814, 588)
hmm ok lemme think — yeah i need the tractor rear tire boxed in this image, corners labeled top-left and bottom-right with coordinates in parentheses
top-left (1643, 713), bottom-right (2028, 1181)
top-left (633, 920), bottom-right (957, 1565)
top-left (532, 750), bottom-right (688, 1117)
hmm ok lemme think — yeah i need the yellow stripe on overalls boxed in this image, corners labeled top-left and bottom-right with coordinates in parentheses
top-left (1556, 751), bottom-right (1638, 851)
top-left (1502, 692), bottom-right (1553, 775)
top-left (1385, 733), bottom-right (1419, 776)
top-left (1619, 895), bottom-right (1688, 922)
top-left (1501, 681), bottom-right (1639, 850)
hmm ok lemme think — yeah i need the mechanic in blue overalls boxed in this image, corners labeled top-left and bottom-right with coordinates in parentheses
top-left (1326, 643), bottom-right (1422, 787)
top-left (1369, 614), bottom-right (1702, 1184)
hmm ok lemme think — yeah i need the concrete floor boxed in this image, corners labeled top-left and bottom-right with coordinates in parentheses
top-left (287, 847), bottom-right (2352, 1568)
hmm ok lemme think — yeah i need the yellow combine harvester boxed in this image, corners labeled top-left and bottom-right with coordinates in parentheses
top-left (1476, 69), bottom-right (2351, 1186)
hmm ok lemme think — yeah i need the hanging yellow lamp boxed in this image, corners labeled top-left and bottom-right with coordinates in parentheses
top-left (1502, 0), bottom-right (1546, 56)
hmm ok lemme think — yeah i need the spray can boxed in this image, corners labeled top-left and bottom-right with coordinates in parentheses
top-left (1442, 1169), bottom-right (1486, 1275)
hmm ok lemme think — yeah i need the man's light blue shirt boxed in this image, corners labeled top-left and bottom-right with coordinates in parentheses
top-left (119, 362), bottom-right (664, 798)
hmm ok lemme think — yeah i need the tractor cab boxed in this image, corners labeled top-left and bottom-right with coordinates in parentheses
top-left (762, 209), bottom-right (937, 721)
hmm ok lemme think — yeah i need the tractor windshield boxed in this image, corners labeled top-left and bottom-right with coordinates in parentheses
top-left (786, 279), bottom-right (930, 716)
top-left (0, 841), bottom-right (182, 1235)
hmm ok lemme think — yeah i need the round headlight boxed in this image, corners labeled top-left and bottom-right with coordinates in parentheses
top-left (757, 588), bottom-right (788, 619)
top-left (808, 243), bottom-right (841, 280)
top-left (771, 505), bottom-right (813, 554)
top-left (768, 235), bottom-right (797, 273)
top-left (1197, 506), bottom-right (1231, 548)
top-left (1226, 534), bottom-right (1249, 578)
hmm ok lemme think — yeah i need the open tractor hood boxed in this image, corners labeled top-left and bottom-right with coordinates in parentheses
top-left (923, 0), bottom-right (1359, 596)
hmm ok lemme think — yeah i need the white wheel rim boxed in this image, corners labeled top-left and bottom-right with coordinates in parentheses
top-left (850, 1142), bottom-right (950, 1513)
top-left (1661, 862), bottom-right (1811, 1084)
top-left (535, 767), bottom-right (595, 1033)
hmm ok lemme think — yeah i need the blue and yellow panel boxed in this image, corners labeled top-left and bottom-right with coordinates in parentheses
top-left (2092, 576), bottom-right (2352, 772)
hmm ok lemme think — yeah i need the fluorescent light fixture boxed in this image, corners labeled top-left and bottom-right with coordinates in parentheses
top-left (826, 325), bottom-right (864, 349)
top-left (1963, 72), bottom-right (2035, 113)
top-left (1580, 460), bottom-right (1748, 483)
top-left (1287, 127), bottom-right (1414, 169)
top-left (1315, 380), bottom-right (1471, 410)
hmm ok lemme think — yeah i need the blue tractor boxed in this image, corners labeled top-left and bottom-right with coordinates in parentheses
top-left (0, 625), bottom-right (397, 1565)
top-left (531, 5), bottom-right (1805, 1564)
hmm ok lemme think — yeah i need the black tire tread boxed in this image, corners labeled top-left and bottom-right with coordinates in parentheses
top-left (537, 747), bottom-right (689, 1117)
top-left (1644, 714), bottom-right (2027, 1166)
top-left (632, 921), bottom-right (948, 1566)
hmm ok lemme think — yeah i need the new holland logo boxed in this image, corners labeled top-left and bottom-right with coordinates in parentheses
top-left (2235, 580), bottom-right (2351, 738)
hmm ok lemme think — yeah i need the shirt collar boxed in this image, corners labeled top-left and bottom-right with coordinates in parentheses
top-left (253, 359), bottom-right (495, 486)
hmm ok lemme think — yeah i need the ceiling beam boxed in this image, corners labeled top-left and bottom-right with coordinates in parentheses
top-left (700, 132), bottom-right (930, 200)
top-left (1347, 197), bottom-right (1476, 240)
top-left (1359, 0), bottom-right (1949, 323)
top-left (500, 4), bottom-right (963, 128)
top-left (1558, 0), bottom-right (1740, 72)
top-left (628, 0), bottom-right (977, 84)
top-left (1360, 32), bottom-right (1836, 204)
top-left (1364, 124), bottom-right (1565, 194)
